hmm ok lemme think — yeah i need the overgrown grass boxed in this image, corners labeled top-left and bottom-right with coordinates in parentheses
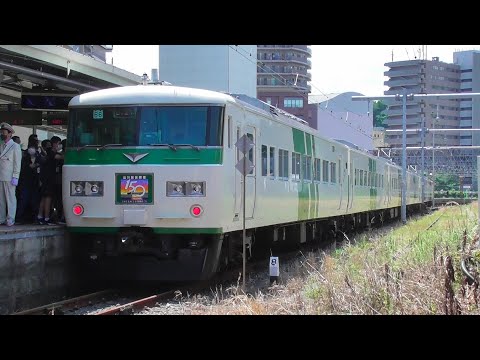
top-left (168, 203), bottom-right (480, 315)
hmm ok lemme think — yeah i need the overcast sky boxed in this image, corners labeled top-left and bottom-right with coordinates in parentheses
top-left (107, 45), bottom-right (480, 95)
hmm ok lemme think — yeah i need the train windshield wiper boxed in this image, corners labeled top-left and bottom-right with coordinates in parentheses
top-left (175, 144), bottom-right (201, 152)
top-left (77, 144), bottom-right (101, 151)
top-left (148, 143), bottom-right (177, 151)
top-left (97, 144), bottom-right (123, 150)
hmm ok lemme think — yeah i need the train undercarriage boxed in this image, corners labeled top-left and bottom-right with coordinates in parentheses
top-left (70, 203), bottom-right (429, 285)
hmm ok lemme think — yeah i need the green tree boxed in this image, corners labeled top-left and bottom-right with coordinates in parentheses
top-left (435, 174), bottom-right (458, 192)
top-left (373, 100), bottom-right (388, 128)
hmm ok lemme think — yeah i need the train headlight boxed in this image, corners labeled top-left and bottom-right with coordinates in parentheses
top-left (70, 181), bottom-right (104, 196)
top-left (187, 182), bottom-right (206, 196)
top-left (71, 181), bottom-right (85, 196)
top-left (167, 181), bottom-right (186, 196)
top-left (85, 181), bottom-right (104, 196)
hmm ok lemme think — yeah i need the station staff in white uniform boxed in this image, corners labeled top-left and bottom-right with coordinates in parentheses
top-left (0, 122), bottom-right (22, 226)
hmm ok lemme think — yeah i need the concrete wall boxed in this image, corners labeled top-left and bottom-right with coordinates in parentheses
top-left (159, 45), bottom-right (257, 97)
top-left (0, 225), bottom-right (71, 314)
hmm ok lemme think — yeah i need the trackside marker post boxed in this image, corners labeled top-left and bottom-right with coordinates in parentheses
top-left (269, 256), bottom-right (279, 284)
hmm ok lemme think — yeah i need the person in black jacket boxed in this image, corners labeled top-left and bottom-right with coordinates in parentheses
top-left (16, 140), bottom-right (41, 224)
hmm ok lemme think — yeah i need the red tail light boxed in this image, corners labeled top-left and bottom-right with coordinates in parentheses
top-left (73, 204), bottom-right (84, 216)
top-left (190, 205), bottom-right (203, 217)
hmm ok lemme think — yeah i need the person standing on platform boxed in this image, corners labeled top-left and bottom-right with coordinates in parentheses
top-left (0, 123), bottom-right (22, 226)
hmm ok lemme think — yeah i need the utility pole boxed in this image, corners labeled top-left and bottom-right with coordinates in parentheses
top-left (420, 111), bottom-right (425, 204)
top-left (432, 104), bottom-right (439, 208)
top-left (401, 88), bottom-right (407, 223)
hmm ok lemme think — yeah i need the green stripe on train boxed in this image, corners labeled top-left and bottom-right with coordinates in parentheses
top-left (67, 227), bottom-right (223, 234)
top-left (292, 128), bottom-right (312, 221)
top-left (64, 148), bottom-right (223, 165)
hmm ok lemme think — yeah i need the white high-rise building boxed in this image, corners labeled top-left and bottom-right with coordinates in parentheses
top-left (159, 45), bottom-right (257, 97)
top-left (453, 50), bottom-right (480, 146)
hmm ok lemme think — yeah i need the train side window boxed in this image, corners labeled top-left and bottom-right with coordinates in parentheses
top-left (269, 146), bottom-right (276, 178)
top-left (338, 160), bottom-right (341, 184)
top-left (261, 145), bottom-right (268, 176)
top-left (330, 162), bottom-right (336, 183)
top-left (303, 155), bottom-right (312, 182)
top-left (247, 133), bottom-right (254, 165)
top-left (236, 127), bottom-right (240, 161)
top-left (359, 170), bottom-right (363, 186)
top-left (314, 158), bottom-right (321, 182)
top-left (227, 115), bottom-right (232, 148)
top-left (322, 160), bottom-right (329, 182)
top-left (292, 152), bottom-right (301, 181)
top-left (279, 149), bottom-right (288, 180)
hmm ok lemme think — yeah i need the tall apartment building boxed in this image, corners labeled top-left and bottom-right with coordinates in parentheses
top-left (384, 57), bottom-right (461, 148)
top-left (158, 45), bottom-right (257, 98)
top-left (256, 45), bottom-right (317, 128)
top-left (453, 50), bottom-right (480, 146)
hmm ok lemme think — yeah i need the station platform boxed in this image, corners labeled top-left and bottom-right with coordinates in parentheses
top-left (0, 223), bottom-right (72, 314)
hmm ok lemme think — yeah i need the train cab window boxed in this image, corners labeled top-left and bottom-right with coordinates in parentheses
top-left (68, 107), bottom-right (137, 147)
top-left (261, 145), bottom-right (268, 176)
top-left (269, 147), bottom-right (276, 178)
top-left (68, 105), bottom-right (224, 148)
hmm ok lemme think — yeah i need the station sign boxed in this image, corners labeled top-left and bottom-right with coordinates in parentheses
top-left (0, 110), bottom-right (43, 126)
top-left (21, 91), bottom-right (76, 111)
top-left (46, 112), bottom-right (68, 126)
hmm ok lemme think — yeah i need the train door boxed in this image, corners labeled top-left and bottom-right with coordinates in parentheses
top-left (234, 124), bottom-right (257, 219)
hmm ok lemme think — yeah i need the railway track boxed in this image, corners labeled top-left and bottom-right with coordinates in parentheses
top-left (11, 289), bottom-right (117, 315)
top-left (15, 209), bottom-right (437, 315)
top-left (12, 248), bottom-right (305, 315)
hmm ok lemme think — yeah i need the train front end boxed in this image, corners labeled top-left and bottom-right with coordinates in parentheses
top-left (63, 86), bottom-right (230, 282)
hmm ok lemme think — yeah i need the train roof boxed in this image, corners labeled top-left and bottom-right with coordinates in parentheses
top-left (69, 85), bottom-right (235, 107)
top-left (67, 85), bottom-right (420, 176)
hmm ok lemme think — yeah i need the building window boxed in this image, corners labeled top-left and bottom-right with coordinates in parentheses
top-left (265, 97), bottom-right (272, 105)
top-left (284, 97), bottom-right (304, 108)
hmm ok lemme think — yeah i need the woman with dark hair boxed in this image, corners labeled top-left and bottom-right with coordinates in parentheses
top-left (37, 139), bottom-right (56, 225)
top-left (15, 138), bottom-right (41, 223)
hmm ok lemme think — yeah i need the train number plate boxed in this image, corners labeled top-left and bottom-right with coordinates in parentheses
top-left (116, 174), bottom-right (153, 204)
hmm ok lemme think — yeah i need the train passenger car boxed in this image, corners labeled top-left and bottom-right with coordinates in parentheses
top-left (63, 84), bottom-right (433, 282)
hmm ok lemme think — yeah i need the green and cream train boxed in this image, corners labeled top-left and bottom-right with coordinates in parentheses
top-left (63, 84), bottom-right (434, 282)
